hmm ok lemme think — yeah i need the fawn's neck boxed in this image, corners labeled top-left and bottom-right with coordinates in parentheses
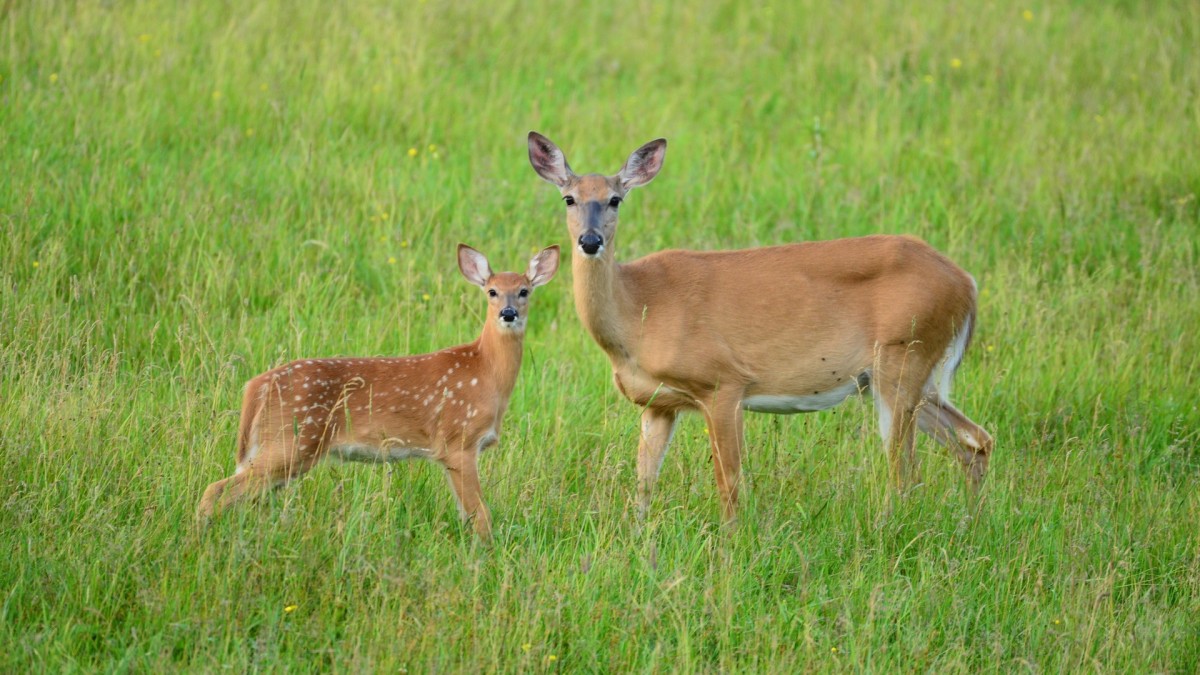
top-left (476, 320), bottom-right (525, 400)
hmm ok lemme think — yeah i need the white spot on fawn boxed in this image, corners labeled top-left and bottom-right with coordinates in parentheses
top-left (470, 378), bottom-right (478, 386)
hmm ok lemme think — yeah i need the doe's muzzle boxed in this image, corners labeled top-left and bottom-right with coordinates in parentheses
top-left (578, 232), bottom-right (603, 255)
top-left (500, 307), bottom-right (518, 323)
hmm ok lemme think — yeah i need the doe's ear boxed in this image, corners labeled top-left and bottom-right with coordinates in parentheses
top-left (457, 244), bottom-right (492, 288)
top-left (528, 132), bottom-right (574, 187)
top-left (526, 245), bottom-right (560, 288)
top-left (618, 138), bottom-right (667, 190)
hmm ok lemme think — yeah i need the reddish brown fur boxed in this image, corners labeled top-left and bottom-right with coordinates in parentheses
top-left (197, 245), bottom-right (560, 541)
top-left (529, 132), bottom-right (993, 520)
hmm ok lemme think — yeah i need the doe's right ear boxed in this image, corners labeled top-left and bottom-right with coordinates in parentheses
top-left (528, 131), bottom-right (574, 187)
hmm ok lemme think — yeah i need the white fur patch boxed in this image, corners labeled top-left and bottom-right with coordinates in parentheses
top-left (872, 386), bottom-right (894, 442)
top-left (929, 313), bottom-right (972, 399)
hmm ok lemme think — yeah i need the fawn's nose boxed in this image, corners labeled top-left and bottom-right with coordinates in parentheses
top-left (578, 232), bottom-right (603, 255)
top-left (500, 307), bottom-right (518, 323)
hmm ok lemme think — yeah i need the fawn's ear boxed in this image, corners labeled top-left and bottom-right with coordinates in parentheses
top-left (528, 132), bottom-right (574, 188)
top-left (618, 138), bottom-right (667, 190)
top-left (526, 245), bottom-right (560, 288)
top-left (458, 244), bottom-right (492, 288)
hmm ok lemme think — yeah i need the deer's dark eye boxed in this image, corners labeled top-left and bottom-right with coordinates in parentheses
top-left (563, 196), bottom-right (576, 206)
top-left (518, 288), bottom-right (529, 298)
top-left (609, 196), bottom-right (622, 208)
top-left (488, 289), bottom-right (498, 297)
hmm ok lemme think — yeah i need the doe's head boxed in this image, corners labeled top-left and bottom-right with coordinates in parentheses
top-left (458, 244), bottom-right (560, 331)
top-left (527, 131), bottom-right (666, 259)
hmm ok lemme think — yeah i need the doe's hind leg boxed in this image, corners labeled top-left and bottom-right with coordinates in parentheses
top-left (871, 345), bottom-right (933, 495)
top-left (917, 394), bottom-right (994, 491)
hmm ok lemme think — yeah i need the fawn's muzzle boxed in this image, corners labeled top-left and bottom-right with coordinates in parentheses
top-left (578, 232), bottom-right (603, 256)
top-left (500, 307), bottom-right (518, 323)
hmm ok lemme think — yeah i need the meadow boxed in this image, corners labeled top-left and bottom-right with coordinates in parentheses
top-left (2, 0), bottom-right (1198, 671)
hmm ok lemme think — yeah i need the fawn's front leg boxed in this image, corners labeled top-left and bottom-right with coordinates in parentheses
top-left (442, 448), bottom-right (493, 542)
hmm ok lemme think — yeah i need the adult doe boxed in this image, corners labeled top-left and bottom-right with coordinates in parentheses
top-left (197, 244), bottom-right (560, 540)
top-left (528, 131), bottom-right (992, 521)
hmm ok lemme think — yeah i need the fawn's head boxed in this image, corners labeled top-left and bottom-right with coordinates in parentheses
top-left (528, 132), bottom-right (666, 260)
top-left (458, 244), bottom-right (560, 332)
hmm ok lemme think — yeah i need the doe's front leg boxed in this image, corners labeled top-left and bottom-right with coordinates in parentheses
top-left (701, 389), bottom-right (746, 524)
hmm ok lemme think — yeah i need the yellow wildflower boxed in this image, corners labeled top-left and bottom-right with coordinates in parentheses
top-left (986, 345), bottom-right (995, 353)
top-left (831, 647), bottom-right (839, 654)
top-left (381, 212), bottom-right (389, 220)
top-left (408, 147), bottom-right (418, 158)
top-left (245, 128), bottom-right (255, 137)
top-left (521, 643), bottom-right (531, 653)
top-left (428, 144), bottom-right (437, 152)
top-left (388, 256), bottom-right (397, 264)
top-left (547, 655), bottom-right (557, 663)
top-left (284, 604), bottom-right (298, 613)
top-left (33, 261), bottom-right (40, 268)
top-left (422, 293), bottom-right (431, 301)
top-left (400, 240), bottom-right (409, 248)
top-left (212, 90), bottom-right (222, 101)
top-left (923, 74), bottom-right (934, 84)
top-left (950, 58), bottom-right (962, 69)
top-left (50, 73), bottom-right (59, 83)
top-left (139, 34), bottom-right (151, 43)
top-left (1023, 10), bottom-right (1033, 21)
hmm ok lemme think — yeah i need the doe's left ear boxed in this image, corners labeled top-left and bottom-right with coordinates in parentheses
top-left (458, 244), bottom-right (492, 288)
top-left (526, 245), bottom-right (560, 288)
top-left (618, 138), bottom-right (667, 190)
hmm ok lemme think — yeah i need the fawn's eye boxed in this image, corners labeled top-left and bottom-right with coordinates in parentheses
top-left (609, 196), bottom-right (622, 208)
top-left (488, 289), bottom-right (498, 297)
top-left (563, 196), bottom-right (576, 206)
top-left (518, 288), bottom-right (529, 298)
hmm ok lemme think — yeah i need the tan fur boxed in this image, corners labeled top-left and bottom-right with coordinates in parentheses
top-left (529, 132), bottom-right (993, 520)
top-left (197, 244), bottom-right (560, 541)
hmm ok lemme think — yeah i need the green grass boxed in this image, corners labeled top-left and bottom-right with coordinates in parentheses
top-left (3, 0), bottom-right (1199, 671)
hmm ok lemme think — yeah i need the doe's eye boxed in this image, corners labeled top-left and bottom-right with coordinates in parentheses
top-left (609, 196), bottom-right (622, 208)
top-left (563, 196), bottom-right (576, 206)
top-left (487, 289), bottom-right (498, 297)
top-left (518, 288), bottom-right (529, 298)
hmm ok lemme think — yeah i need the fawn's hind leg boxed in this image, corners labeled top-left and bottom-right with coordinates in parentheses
top-left (196, 441), bottom-right (321, 521)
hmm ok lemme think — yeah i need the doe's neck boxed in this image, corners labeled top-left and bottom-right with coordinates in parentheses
top-left (571, 248), bottom-right (635, 361)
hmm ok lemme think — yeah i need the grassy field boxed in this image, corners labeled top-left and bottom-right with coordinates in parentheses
top-left (3, 0), bottom-right (1199, 671)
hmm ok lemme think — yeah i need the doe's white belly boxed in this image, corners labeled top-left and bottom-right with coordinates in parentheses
top-left (743, 379), bottom-right (859, 413)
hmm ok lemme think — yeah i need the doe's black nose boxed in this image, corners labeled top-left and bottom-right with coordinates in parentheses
top-left (500, 307), bottom-right (518, 322)
top-left (578, 233), bottom-right (603, 255)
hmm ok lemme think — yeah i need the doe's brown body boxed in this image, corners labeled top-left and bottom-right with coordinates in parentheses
top-left (529, 131), bottom-right (993, 520)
